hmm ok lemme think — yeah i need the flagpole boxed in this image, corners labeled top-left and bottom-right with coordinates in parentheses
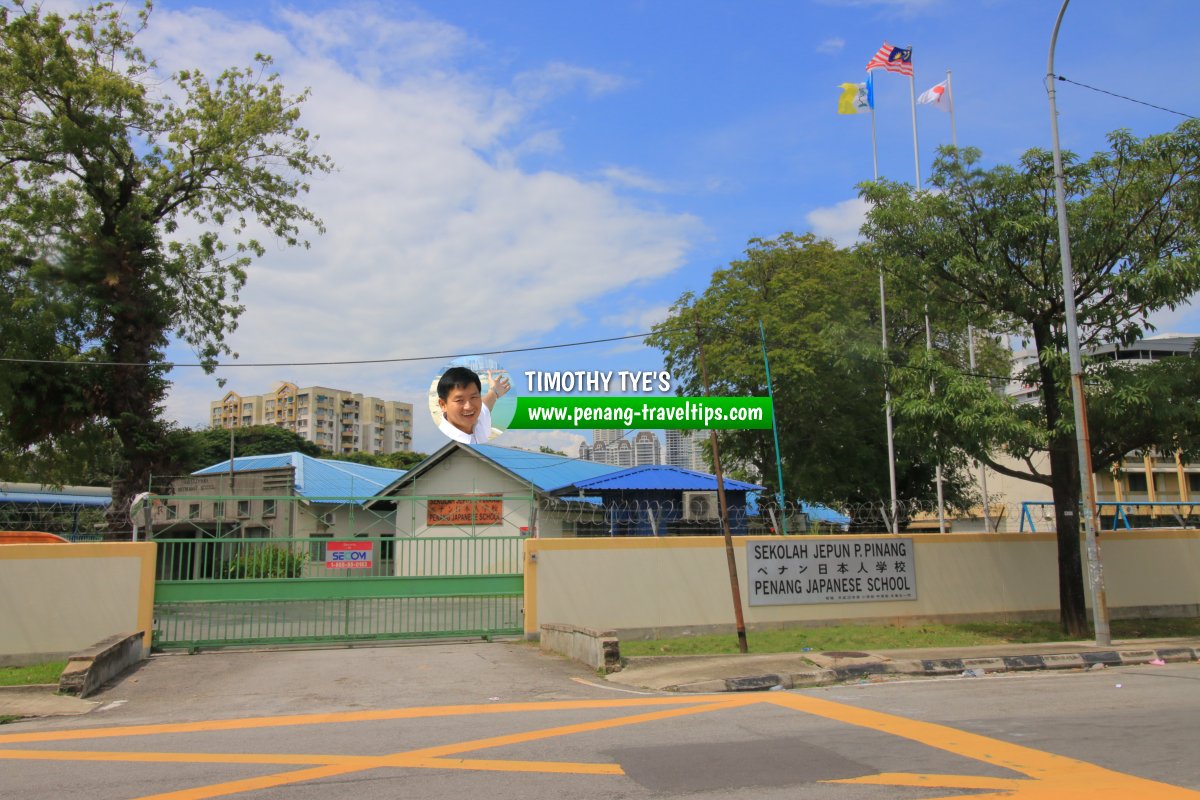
top-left (911, 63), bottom-right (946, 534)
top-left (870, 84), bottom-right (899, 534)
top-left (908, 70), bottom-right (921, 186)
top-left (946, 69), bottom-right (957, 148)
top-left (947, 68), bottom-right (993, 531)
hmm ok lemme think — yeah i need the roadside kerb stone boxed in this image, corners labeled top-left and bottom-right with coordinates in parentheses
top-left (1040, 653), bottom-right (1087, 670)
top-left (960, 657), bottom-right (1007, 674)
top-left (622, 643), bottom-right (1200, 694)
top-left (1115, 650), bottom-right (1158, 665)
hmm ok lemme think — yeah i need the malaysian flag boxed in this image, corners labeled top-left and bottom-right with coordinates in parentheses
top-left (865, 42), bottom-right (913, 77)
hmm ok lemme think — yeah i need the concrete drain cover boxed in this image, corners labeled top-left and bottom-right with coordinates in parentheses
top-left (822, 651), bottom-right (870, 658)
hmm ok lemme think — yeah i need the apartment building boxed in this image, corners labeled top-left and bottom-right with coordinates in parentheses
top-left (633, 430), bottom-right (663, 466)
top-left (210, 382), bottom-right (414, 456)
top-left (664, 428), bottom-right (707, 471)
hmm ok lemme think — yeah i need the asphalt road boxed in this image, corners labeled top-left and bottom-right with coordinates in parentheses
top-left (1, 642), bottom-right (1197, 799)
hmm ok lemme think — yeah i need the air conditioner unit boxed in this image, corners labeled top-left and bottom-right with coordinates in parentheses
top-left (682, 491), bottom-right (719, 521)
top-left (320, 512), bottom-right (336, 526)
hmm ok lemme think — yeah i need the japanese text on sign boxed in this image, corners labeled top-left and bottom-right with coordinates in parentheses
top-left (427, 496), bottom-right (503, 527)
top-left (746, 538), bottom-right (916, 606)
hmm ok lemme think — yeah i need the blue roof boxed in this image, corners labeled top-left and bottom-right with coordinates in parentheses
top-left (746, 491), bottom-right (851, 525)
top-left (802, 502), bottom-right (852, 525)
top-left (553, 464), bottom-right (764, 493)
top-left (194, 453), bottom-right (405, 501)
top-left (0, 490), bottom-right (111, 507)
top-left (466, 444), bottom-right (621, 492)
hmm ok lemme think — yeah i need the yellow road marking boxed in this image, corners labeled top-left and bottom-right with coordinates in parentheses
top-left (0, 749), bottom-right (621, 775)
top-left (0, 696), bottom-right (710, 745)
top-left (0, 750), bottom-right (344, 765)
top-left (765, 693), bottom-right (1200, 799)
top-left (0, 693), bottom-right (1195, 800)
top-left (127, 698), bottom-right (751, 800)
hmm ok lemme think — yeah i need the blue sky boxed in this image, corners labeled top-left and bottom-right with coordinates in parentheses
top-left (143, 0), bottom-right (1200, 454)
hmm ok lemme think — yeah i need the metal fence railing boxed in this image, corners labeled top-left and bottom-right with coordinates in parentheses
top-left (153, 535), bottom-right (524, 583)
top-left (153, 594), bottom-right (523, 648)
top-left (9, 492), bottom-right (1199, 543)
top-left (0, 502), bottom-right (118, 541)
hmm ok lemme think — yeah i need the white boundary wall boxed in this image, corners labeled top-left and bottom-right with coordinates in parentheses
top-left (0, 543), bottom-right (156, 666)
top-left (524, 532), bottom-right (1200, 638)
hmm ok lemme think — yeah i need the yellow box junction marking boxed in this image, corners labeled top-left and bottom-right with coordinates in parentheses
top-left (0, 693), bottom-right (1195, 800)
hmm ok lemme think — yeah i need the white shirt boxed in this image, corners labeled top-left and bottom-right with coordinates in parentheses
top-left (438, 402), bottom-right (492, 444)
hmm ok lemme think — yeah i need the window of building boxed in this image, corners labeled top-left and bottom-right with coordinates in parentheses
top-left (237, 500), bottom-right (251, 517)
top-left (309, 533), bottom-right (332, 561)
top-left (166, 505), bottom-right (178, 520)
top-left (1126, 473), bottom-right (1148, 493)
top-left (214, 501), bottom-right (225, 518)
top-left (188, 503), bottom-right (201, 520)
top-left (1189, 473), bottom-right (1200, 494)
top-left (263, 499), bottom-right (277, 517)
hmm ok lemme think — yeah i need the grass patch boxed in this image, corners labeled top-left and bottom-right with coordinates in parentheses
top-left (0, 661), bottom-right (67, 687)
top-left (620, 618), bottom-right (1200, 657)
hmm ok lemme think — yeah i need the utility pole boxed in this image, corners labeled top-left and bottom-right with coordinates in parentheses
top-left (1047, 0), bottom-right (1110, 645)
top-left (695, 315), bottom-right (748, 653)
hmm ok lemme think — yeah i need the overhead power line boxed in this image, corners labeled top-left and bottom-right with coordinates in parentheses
top-left (0, 330), bottom-right (662, 369)
top-left (1054, 75), bottom-right (1198, 121)
top-left (0, 318), bottom-right (1116, 389)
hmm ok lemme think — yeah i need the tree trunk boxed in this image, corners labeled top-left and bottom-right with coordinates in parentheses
top-left (1035, 324), bottom-right (1089, 636)
top-left (96, 229), bottom-right (171, 535)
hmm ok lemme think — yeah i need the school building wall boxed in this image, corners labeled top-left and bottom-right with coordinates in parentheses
top-left (523, 531), bottom-right (1200, 639)
top-left (0, 543), bottom-right (156, 667)
top-left (388, 449), bottom-right (568, 538)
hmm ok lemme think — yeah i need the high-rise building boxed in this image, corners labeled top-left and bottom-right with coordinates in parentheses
top-left (633, 431), bottom-right (662, 466)
top-left (592, 429), bottom-right (626, 446)
top-left (209, 382), bottom-right (414, 455)
top-left (665, 429), bottom-right (707, 471)
top-left (580, 435), bottom-right (636, 467)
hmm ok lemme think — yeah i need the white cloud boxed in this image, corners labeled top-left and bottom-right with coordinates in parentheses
top-left (601, 304), bottom-right (672, 332)
top-left (142, 6), bottom-right (701, 427)
top-left (496, 430), bottom-right (587, 457)
top-left (805, 197), bottom-right (870, 248)
top-left (817, 37), bottom-right (846, 55)
top-left (601, 166), bottom-right (670, 193)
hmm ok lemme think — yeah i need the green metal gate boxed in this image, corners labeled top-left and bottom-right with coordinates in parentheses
top-left (153, 535), bottom-right (524, 649)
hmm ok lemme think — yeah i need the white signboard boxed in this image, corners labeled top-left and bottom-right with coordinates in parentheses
top-left (747, 538), bottom-right (916, 606)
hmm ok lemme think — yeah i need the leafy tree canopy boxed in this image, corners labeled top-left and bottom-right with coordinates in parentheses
top-left (647, 232), bottom-right (976, 509)
top-left (0, 1), bottom-right (332, 515)
top-left (859, 121), bottom-right (1200, 634)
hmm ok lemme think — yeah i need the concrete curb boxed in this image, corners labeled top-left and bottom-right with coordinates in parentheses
top-left (59, 632), bottom-right (147, 699)
top-left (663, 646), bottom-right (1200, 693)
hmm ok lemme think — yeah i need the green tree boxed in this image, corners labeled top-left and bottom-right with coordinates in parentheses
top-left (647, 232), bottom-right (975, 511)
top-left (0, 2), bottom-right (331, 519)
top-left (859, 122), bottom-right (1200, 635)
top-left (159, 425), bottom-right (325, 478)
top-left (323, 449), bottom-right (428, 471)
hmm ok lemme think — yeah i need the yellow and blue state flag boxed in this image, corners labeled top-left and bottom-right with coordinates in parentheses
top-left (837, 76), bottom-right (872, 115)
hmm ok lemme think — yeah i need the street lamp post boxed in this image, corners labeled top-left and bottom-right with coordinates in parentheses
top-left (1047, 0), bottom-right (1111, 646)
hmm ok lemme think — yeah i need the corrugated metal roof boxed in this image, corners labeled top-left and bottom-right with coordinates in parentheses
top-left (194, 453), bottom-right (405, 501)
top-left (467, 444), bottom-right (621, 492)
top-left (0, 491), bottom-right (111, 507)
top-left (552, 464), bottom-right (764, 493)
top-left (801, 502), bottom-right (852, 525)
top-left (746, 491), bottom-right (850, 526)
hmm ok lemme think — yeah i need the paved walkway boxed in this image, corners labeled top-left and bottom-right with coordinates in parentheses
top-left (0, 685), bottom-right (98, 718)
